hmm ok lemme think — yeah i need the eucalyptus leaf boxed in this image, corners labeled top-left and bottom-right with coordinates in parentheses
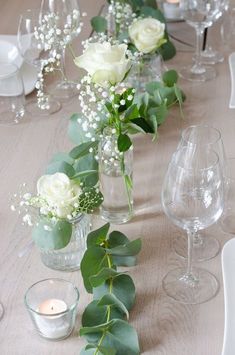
top-left (87, 223), bottom-right (110, 248)
top-left (162, 70), bottom-right (178, 87)
top-left (107, 231), bottom-right (137, 266)
top-left (50, 152), bottom-right (74, 165)
top-left (117, 134), bottom-right (132, 152)
top-left (69, 141), bottom-right (98, 160)
top-left (72, 170), bottom-right (97, 180)
top-left (145, 81), bottom-right (163, 95)
top-left (140, 6), bottom-right (166, 23)
top-left (124, 104), bottom-right (140, 121)
top-left (158, 40), bottom-right (176, 61)
top-left (32, 218), bottom-right (72, 250)
top-left (91, 16), bottom-right (107, 33)
top-left (89, 268), bottom-right (122, 288)
top-left (93, 274), bottom-right (136, 310)
top-left (131, 117), bottom-right (154, 133)
top-left (81, 345), bottom-right (116, 355)
top-left (46, 161), bottom-right (75, 178)
top-left (106, 239), bottom-right (142, 257)
top-left (82, 300), bottom-right (123, 328)
top-left (81, 246), bottom-right (109, 293)
top-left (98, 294), bottom-right (129, 319)
top-left (74, 153), bottom-right (98, 187)
top-left (68, 113), bottom-right (89, 144)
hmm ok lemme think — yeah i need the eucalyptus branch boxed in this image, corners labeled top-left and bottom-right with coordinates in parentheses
top-left (80, 223), bottom-right (141, 355)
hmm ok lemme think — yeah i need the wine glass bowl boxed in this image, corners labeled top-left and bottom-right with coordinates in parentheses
top-left (174, 125), bottom-right (226, 262)
top-left (162, 147), bottom-right (224, 304)
top-left (17, 9), bottom-right (61, 115)
top-left (40, 0), bottom-right (81, 100)
top-left (180, 0), bottom-right (222, 81)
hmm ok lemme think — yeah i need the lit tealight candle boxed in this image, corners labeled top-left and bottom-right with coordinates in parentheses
top-left (38, 299), bottom-right (67, 315)
top-left (35, 298), bottom-right (71, 340)
top-left (163, 0), bottom-right (182, 20)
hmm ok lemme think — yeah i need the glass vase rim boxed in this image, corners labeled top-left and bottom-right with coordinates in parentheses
top-left (170, 147), bottom-right (220, 172)
top-left (24, 278), bottom-right (80, 317)
top-left (181, 125), bottom-right (222, 147)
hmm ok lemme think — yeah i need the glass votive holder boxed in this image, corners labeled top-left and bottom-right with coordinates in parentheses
top-left (24, 278), bottom-right (79, 341)
top-left (0, 62), bottom-right (25, 125)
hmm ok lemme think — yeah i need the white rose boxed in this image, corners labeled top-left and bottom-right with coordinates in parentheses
top-left (129, 18), bottom-right (166, 54)
top-left (74, 42), bottom-right (131, 87)
top-left (37, 173), bottom-right (81, 219)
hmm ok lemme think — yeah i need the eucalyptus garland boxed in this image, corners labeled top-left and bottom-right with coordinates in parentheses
top-left (80, 223), bottom-right (142, 355)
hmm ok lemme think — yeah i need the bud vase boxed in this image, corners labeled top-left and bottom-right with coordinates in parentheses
top-left (98, 128), bottom-right (133, 224)
top-left (40, 214), bottom-right (91, 271)
top-left (129, 53), bottom-right (163, 92)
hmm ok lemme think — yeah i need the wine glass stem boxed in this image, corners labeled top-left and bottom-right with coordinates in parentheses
top-left (187, 229), bottom-right (194, 276)
top-left (192, 27), bottom-right (204, 74)
top-left (59, 47), bottom-right (68, 82)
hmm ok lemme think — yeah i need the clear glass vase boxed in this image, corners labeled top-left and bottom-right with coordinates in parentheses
top-left (98, 128), bottom-right (133, 224)
top-left (128, 53), bottom-right (163, 92)
top-left (40, 214), bottom-right (91, 271)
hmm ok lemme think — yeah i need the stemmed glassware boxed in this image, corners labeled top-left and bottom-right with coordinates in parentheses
top-left (40, 0), bottom-right (81, 100)
top-left (201, 0), bottom-right (229, 64)
top-left (174, 125), bottom-right (226, 262)
top-left (180, 0), bottom-right (222, 82)
top-left (162, 146), bottom-right (224, 304)
top-left (17, 9), bottom-right (61, 116)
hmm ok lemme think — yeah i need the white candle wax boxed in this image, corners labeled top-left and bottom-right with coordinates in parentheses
top-left (35, 298), bottom-right (71, 339)
top-left (163, 2), bottom-right (182, 20)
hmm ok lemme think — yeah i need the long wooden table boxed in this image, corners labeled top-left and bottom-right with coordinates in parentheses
top-left (0, 1), bottom-right (234, 354)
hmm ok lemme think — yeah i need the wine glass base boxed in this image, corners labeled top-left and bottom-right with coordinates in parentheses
top-left (173, 234), bottom-right (220, 262)
top-left (50, 81), bottom-right (78, 101)
top-left (201, 50), bottom-right (224, 65)
top-left (0, 302), bottom-right (4, 320)
top-left (162, 267), bottom-right (219, 304)
top-left (220, 214), bottom-right (235, 234)
top-left (180, 65), bottom-right (216, 82)
top-left (26, 99), bottom-right (61, 116)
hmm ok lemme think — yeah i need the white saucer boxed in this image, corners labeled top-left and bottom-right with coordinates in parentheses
top-left (222, 238), bottom-right (235, 355)
top-left (0, 35), bottom-right (37, 95)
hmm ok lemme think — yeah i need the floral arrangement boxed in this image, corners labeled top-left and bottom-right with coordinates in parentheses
top-left (91, 0), bottom-right (176, 60)
top-left (12, 169), bottom-right (103, 250)
top-left (80, 223), bottom-right (142, 355)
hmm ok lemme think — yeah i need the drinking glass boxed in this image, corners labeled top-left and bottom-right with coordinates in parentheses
top-left (180, 0), bottom-right (222, 82)
top-left (17, 9), bottom-right (61, 116)
top-left (201, 0), bottom-right (229, 64)
top-left (40, 0), bottom-right (81, 100)
top-left (175, 125), bottom-right (226, 261)
top-left (162, 147), bottom-right (224, 304)
top-left (220, 158), bottom-right (235, 234)
top-left (0, 63), bottom-right (25, 125)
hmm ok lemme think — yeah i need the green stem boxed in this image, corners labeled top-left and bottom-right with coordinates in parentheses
top-left (121, 154), bottom-right (133, 214)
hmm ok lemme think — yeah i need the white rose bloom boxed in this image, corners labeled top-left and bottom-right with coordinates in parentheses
top-left (37, 173), bottom-right (81, 219)
top-left (74, 42), bottom-right (131, 87)
top-left (129, 18), bottom-right (166, 54)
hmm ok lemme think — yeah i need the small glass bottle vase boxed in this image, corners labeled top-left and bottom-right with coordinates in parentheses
top-left (98, 129), bottom-right (133, 224)
top-left (129, 53), bottom-right (163, 92)
top-left (40, 214), bottom-right (91, 271)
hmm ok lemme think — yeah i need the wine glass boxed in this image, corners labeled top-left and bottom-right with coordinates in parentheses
top-left (162, 147), bottom-right (224, 304)
top-left (220, 158), bottom-right (235, 234)
top-left (40, 0), bottom-right (81, 100)
top-left (17, 9), bottom-right (61, 116)
top-left (201, 0), bottom-right (229, 64)
top-left (175, 125), bottom-right (226, 262)
top-left (180, 0), bottom-right (222, 82)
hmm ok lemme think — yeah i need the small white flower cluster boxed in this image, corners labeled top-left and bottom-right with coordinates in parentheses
top-left (34, 10), bottom-right (82, 51)
top-left (107, 0), bottom-right (136, 36)
top-left (34, 10), bottom-right (84, 110)
top-left (35, 50), bottom-right (61, 110)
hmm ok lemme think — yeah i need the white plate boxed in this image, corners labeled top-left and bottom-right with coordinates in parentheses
top-left (221, 238), bottom-right (235, 355)
top-left (0, 35), bottom-right (37, 95)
